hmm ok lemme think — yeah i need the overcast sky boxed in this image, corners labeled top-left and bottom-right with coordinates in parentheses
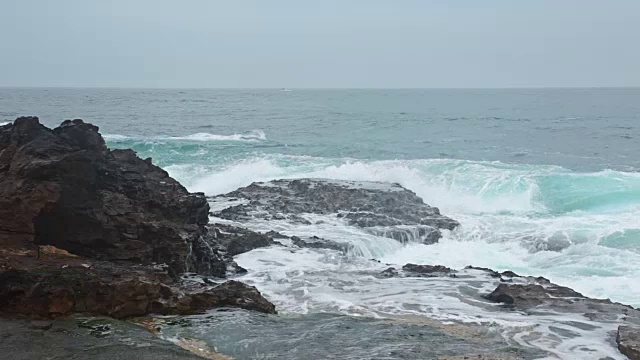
top-left (1, 0), bottom-right (638, 88)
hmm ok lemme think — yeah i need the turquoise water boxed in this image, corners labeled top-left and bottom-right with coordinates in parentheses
top-left (2, 87), bottom-right (639, 306)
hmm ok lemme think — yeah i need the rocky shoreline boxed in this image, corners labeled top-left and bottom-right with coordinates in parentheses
top-left (0, 117), bottom-right (277, 358)
top-left (1, 117), bottom-right (639, 359)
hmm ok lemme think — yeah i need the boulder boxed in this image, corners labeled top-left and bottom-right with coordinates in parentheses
top-left (378, 263), bottom-right (454, 278)
top-left (0, 117), bottom-right (221, 276)
top-left (402, 263), bottom-right (454, 276)
top-left (485, 283), bottom-right (579, 308)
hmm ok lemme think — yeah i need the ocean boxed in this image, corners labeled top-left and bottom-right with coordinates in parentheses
top-left (2, 87), bottom-right (639, 358)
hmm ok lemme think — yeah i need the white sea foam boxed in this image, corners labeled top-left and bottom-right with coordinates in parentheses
top-left (103, 129), bottom-right (266, 142)
top-left (235, 247), bottom-right (627, 359)
top-left (102, 134), bottom-right (130, 141)
top-left (169, 129), bottom-right (266, 141)
top-left (171, 154), bottom-right (639, 358)
top-left (0, 121), bottom-right (10, 126)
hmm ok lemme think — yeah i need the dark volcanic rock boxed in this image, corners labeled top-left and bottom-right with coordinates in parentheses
top-left (210, 224), bottom-right (278, 256)
top-left (617, 326), bottom-right (640, 360)
top-left (0, 261), bottom-right (275, 319)
top-left (291, 235), bottom-right (353, 253)
top-left (485, 283), bottom-right (584, 308)
top-left (379, 267), bottom-right (400, 278)
top-left (402, 263), bottom-right (454, 276)
top-left (465, 266), bottom-right (522, 280)
top-left (172, 280), bottom-right (276, 315)
top-left (0, 117), bottom-right (276, 328)
top-left (215, 178), bottom-right (458, 244)
top-left (0, 117), bottom-right (220, 276)
top-left (379, 263), bottom-right (454, 278)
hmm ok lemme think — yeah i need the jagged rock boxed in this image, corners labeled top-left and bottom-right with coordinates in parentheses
top-left (402, 263), bottom-right (454, 276)
top-left (0, 261), bottom-right (275, 319)
top-left (380, 267), bottom-right (399, 278)
top-left (0, 117), bottom-right (220, 276)
top-left (484, 283), bottom-right (585, 308)
top-left (617, 326), bottom-right (640, 360)
top-left (214, 179), bottom-right (458, 244)
top-left (0, 117), bottom-right (276, 325)
top-left (210, 224), bottom-right (276, 256)
top-left (291, 235), bottom-right (353, 252)
top-left (169, 280), bottom-right (276, 315)
top-left (379, 263), bottom-right (454, 278)
top-left (465, 266), bottom-right (523, 281)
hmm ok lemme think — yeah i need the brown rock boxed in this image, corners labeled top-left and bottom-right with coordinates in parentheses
top-left (0, 117), bottom-right (223, 276)
top-left (618, 326), bottom-right (640, 360)
top-left (0, 262), bottom-right (275, 319)
top-left (484, 283), bottom-right (585, 308)
top-left (402, 263), bottom-right (454, 276)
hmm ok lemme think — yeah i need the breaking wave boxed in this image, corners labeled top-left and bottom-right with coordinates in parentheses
top-left (103, 129), bottom-right (266, 142)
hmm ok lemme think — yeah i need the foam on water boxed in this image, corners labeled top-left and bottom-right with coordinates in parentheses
top-left (171, 153), bottom-right (640, 358)
top-left (234, 248), bottom-right (627, 359)
top-left (179, 155), bottom-right (640, 306)
top-left (103, 129), bottom-right (266, 142)
top-left (0, 121), bottom-right (10, 126)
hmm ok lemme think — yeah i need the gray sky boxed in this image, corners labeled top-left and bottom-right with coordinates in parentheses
top-left (1, 0), bottom-right (639, 88)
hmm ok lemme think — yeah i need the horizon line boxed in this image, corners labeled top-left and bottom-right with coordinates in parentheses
top-left (1, 86), bottom-right (639, 91)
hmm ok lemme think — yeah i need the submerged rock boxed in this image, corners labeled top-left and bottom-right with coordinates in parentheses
top-left (291, 235), bottom-right (353, 253)
top-left (0, 117), bottom-right (220, 276)
top-left (215, 178), bottom-right (459, 244)
top-left (0, 317), bottom-right (208, 360)
top-left (402, 263), bottom-right (454, 276)
top-left (379, 263), bottom-right (455, 278)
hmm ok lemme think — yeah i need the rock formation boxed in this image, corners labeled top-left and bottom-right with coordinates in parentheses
top-left (0, 117), bottom-right (276, 320)
top-left (214, 178), bottom-right (459, 244)
top-left (0, 117), bottom-right (220, 276)
top-left (0, 262), bottom-right (275, 319)
top-left (617, 326), bottom-right (640, 360)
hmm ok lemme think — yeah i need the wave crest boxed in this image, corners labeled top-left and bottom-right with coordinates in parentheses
top-left (103, 129), bottom-right (266, 142)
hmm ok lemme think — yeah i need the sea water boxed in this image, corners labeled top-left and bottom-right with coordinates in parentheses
top-left (2, 87), bottom-right (639, 358)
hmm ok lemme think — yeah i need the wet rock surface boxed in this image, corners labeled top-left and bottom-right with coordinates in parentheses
top-left (479, 267), bottom-right (637, 318)
top-left (0, 256), bottom-right (275, 319)
top-left (617, 325), bottom-right (640, 360)
top-left (208, 223), bottom-right (279, 257)
top-left (380, 263), bottom-right (455, 278)
top-left (0, 117), bottom-right (218, 276)
top-left (290, 235), bottom-right (353, 252)
top-left (153, 310), bottom-right (546, 360)
top-left (214, 178), bottom-right (459, 244)
top-left (0, 117), bottom-right (276, 323)
top-left (0, 317), bottom-right (206, 360)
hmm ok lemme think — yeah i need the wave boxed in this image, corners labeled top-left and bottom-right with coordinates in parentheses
top-left (103, 129), bottom-right (266, 142)
top-left (168, 156), bottom-right (640, 216)
top-left (166, 155), bottom-right (640, 306)
top-left (0, 121), bottom-right (10, 126)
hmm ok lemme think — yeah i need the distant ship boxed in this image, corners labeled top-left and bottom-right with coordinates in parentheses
top-left (280, 88), bottom-right (292, 92)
